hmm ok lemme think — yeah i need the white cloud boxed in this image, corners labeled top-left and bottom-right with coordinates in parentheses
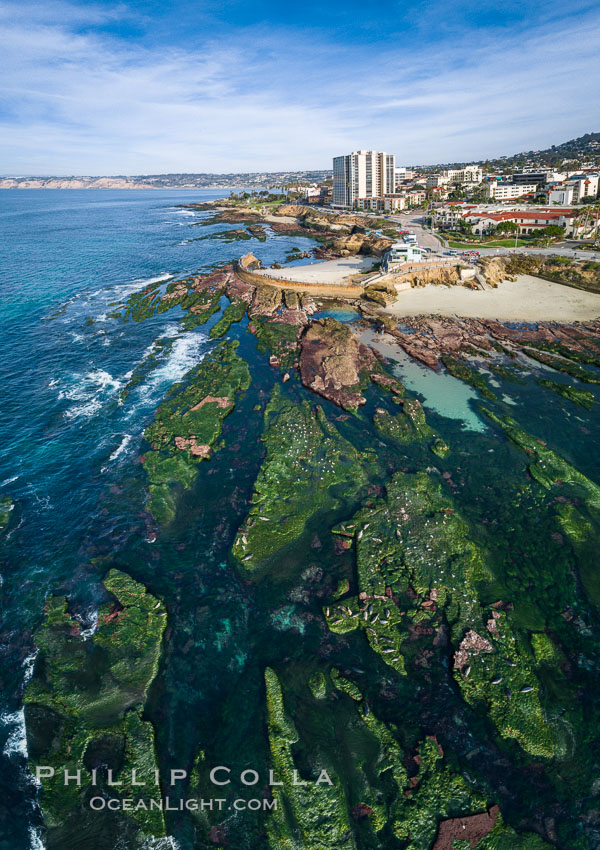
top-left (0, 1), bottom-right (598, 172)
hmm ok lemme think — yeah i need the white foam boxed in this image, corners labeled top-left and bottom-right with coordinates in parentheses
top-left (2, 708), bottom-right (27, 758)
top-left (1, 476), bottom-right (18, 486)
top-left (28, 827), bottom-right (45, 850)
top-left (109, 434), bottom-right (133, 462)
top-left (140, 839), bottom-right (181, 850)
top-left (124, 332), bottom-right (207, 422)
top-left (75, 609), bottom-right (99, 640)
top-left (61, 369), bottom-right (124, 421)
top-left (138, 334), bottom-right (206, 398)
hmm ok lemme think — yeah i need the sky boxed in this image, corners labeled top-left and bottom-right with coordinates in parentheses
top-left (0, 0), bottom-right (599, 174)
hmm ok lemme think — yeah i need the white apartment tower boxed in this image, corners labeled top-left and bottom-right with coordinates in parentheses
top-left (333, 150), bottom-right (396, 207)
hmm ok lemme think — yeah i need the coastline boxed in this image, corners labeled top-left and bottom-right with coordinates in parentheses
top-left (382, 274), bottom-right (600, 322)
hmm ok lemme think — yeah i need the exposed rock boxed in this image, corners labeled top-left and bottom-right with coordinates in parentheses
top-left (432, 805), bottom-right (499, 849)
top-left (237, 252), bottom-right (262, 271)
top-left (250, 285), bottom-right (282, 316)
top-left (300, 318), bottom-right (376, 409)
top-left (454, 630), bottom-right (494, 671)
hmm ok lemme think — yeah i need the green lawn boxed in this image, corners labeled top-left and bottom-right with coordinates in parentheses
top-left (448, 239), bottom-right (530, 249)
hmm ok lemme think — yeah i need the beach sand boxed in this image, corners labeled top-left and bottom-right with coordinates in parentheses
top-left (385, 275), bottom-right (600, 322)
top-left (254, 255), bottom-right (376, 284)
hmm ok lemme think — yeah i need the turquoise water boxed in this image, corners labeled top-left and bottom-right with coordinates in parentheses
top-left (361, 329), bottom-right (487, 431)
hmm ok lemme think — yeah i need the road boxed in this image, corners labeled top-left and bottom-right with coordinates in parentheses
top-left (306, 206), bottom-right (600, 260)
top-left (387, 214), bottom-right (600, 260)
top-left (386, 212), bottom-right (446, 250)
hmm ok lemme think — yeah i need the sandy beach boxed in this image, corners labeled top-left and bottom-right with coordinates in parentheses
top-left (386, 275), bottom-right (600, 322)
top-left (254, 255), bottom-right (376, 284)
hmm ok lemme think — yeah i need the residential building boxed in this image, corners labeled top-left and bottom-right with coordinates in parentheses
top-left (486, 181), bottom-right (537, 201)
top-left (445, 165), bottom-right (483, 183)
top-left (332, 150), bottom-right (396, 207)
top-left (566, 173), bottom-right (600, 201)
top-left (356, 195), bottom-right (407, 212)
top-left (511, 171), bottom-right (566, 186)
top-left (406, 189), bottom-right (426, 206)
top-left (384, 242), bottom-right (424, 270)
top-left (426, 166), bottom-right (483, 188)
top-left (549, 186), bottom-right (575, 205)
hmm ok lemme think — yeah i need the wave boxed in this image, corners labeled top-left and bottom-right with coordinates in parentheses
top-left (109, 433), bottom-right (133, 462)
top-left (1, 708), bottom-right (27, 758)
top-left (1, 476), bottom-right (18, 486)
top-left (125, 332), bottom-right (208, 421)
top-left (100, 434), bottom-right (135, 472)
top-left (138, 333), bottom-right (206, 398)
top-left (60, 369), bottom-right (124, 420)
top-left (28, 827), bottom-right (45, 850)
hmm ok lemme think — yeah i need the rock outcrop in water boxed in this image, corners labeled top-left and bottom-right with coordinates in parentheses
top-left (299, 317), bottom-right (376, 409)
top-left (24, 571), bottom-right (167, 849)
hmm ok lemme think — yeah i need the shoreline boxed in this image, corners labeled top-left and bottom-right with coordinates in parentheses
top-left (382, 274), bottom-right (600, 322)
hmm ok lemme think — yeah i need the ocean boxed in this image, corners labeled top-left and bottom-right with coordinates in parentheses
top-left (0, 189), bottom-right (318, 848)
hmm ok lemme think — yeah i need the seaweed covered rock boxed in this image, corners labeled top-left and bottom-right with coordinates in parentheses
top-left (373, 399), bottom-right (435, 444)
top-left (143, 340), bottom-right (251, 523)
top-left (24, 571), bottom-right (167, 848)
top-left (0, 495), bottom-right (13, 532)
top-left (537, 378), bottom-right (595, 408)
top-left (441, 355), bottom-right (496, 400)
top-left (251, 317), bottom-right (303, 369)
top-left (300, 318), bottom-right (376, 410)
top-left (453, 611), bottom-right (555, 758)
top-left (264, 668), bottom-right (355, 849)
top-left (209, 297), bottom-right (248, 338)
top-left (232, 388), bottom-right (367, 568)
top-left (323, 471), bottom-right (556, 757)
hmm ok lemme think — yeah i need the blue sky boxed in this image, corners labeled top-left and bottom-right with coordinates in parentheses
top-left (0, 0), bottom-right (599, 174)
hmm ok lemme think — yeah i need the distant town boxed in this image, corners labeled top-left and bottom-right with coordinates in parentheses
top-left (2, 132), bottom-right (599, 247)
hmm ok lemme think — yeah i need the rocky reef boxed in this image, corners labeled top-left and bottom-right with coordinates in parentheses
top-left (299, 318), bottom-right (376, 410)
top-left (24, 571), bottom-right (166, 849)
top-left (143, 340), bottom-right (251, 523)
top-left (232, 387), bottom-right (367, 568)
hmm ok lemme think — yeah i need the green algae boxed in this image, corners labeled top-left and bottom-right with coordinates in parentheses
top-left (488, 363), bottom-right (526, 383)
top-left (537, 378), bottom-right (595, 408)
top-left (524, 348), bottom-right (600, 384)
top-left (143, 340), bottom-right (251, 523)
top-left (252, 317), bottom-right (300, 368)
top-left (0, 495), bottom-right (13, 531)
top-left (24, 570), bottom-right (166, 842)
top-left (121, 276), bottom-right (226, 327)
top-left (430, 437), bottom-right (450, 458)
top-left (180, 287), bottom-right (225, 330)
top-left (209, 298), bottom-right (248, 338)
top-left (373, 399), bottom-right (434, 445)
top-left (324, 471), bottom-right (486, 670)
top-left (232, 388), bottom-right (367, 568)
top-left (322, 470), bottom-right (558, 758)
top-left (308, 672), bottom-right (327, 700)
top-left (264, 667), bottom-right (356, 849)
top-left (441, 355), bottom-right (497, 399)
top-left (392, 736), bottom-right (487, 847)
top-left (482, 409), bottom-right (600, 510)
top-left (453, 612), bottom-right (555, 758)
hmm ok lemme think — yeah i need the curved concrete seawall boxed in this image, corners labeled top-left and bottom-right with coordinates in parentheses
top-left (234, 264), bottom-right (365, 298)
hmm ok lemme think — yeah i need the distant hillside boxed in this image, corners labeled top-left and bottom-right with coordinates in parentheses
top-left (481, 132), bottom-right (600, 169)
top-left (0, 171), bottom-right (332, 190)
